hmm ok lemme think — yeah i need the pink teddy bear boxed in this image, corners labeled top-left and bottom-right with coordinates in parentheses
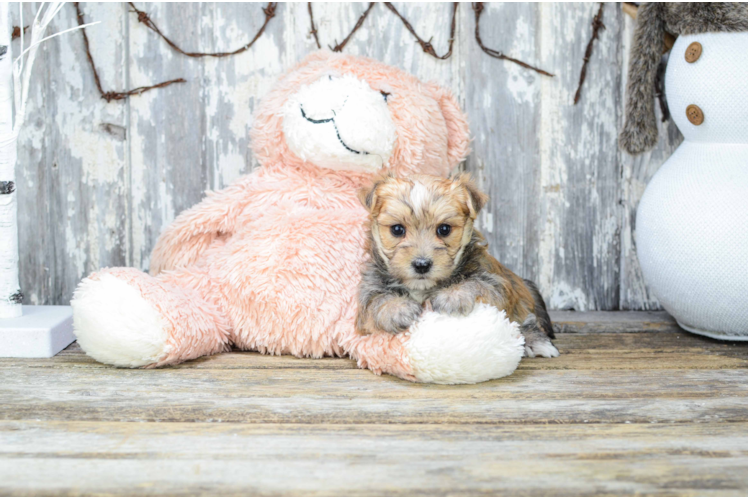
top-left (72, 51), bottom-right (525, 384)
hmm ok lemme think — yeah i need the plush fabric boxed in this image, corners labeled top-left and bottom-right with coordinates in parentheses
top-left (72, 50), bottom-right (523, 383)
top-left (635, 33), bottom-right (748, 340)
top-left (620, 3), bottom-right (748, 155)
top-left (405, 304), bottom-right (525, 384)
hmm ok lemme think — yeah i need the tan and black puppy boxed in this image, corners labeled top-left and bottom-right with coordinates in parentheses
top-left (356, 173), bottom-right (559, 358)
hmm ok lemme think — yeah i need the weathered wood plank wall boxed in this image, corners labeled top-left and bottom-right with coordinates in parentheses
top-left (9, 2), bottom-right (682, 310)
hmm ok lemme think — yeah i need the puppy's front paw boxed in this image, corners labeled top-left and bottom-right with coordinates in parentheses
top-left (431, 288), bottom-right (476, 316)
top-left (375, 297), bottom-right (423, 334)
top-left (524, 337), bottom-right (560, 358)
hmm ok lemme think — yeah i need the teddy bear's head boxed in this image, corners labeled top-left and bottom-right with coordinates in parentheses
top-left (250, 51), bottom-right (470, 177)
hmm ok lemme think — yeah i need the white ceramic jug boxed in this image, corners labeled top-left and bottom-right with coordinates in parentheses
top-left (636, 32), bottom-right (748, 340)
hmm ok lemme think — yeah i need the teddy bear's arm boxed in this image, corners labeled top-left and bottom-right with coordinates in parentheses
top-left (149, 175), bottom-right (259, 275)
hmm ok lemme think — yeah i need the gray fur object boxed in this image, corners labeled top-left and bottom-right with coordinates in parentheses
top-left (620, 3), bottom-right (748, 155)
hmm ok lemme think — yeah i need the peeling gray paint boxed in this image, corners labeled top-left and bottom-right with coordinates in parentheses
top-left (12, 3), bottom-right (669, 311)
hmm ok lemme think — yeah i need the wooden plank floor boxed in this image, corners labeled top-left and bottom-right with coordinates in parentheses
top-left (1, 311), bottom-right (748, 496)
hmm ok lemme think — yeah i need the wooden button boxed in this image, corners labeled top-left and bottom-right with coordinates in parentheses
top-left (686, 104), bottom-right (704, 125)
top-left (685, 42), bottom-right (702, 63)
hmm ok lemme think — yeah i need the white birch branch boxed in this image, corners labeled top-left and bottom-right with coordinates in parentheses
top-left (0, 2), bottom-right (96, 318)
top-left (0, 2), bottom-right (22, 318)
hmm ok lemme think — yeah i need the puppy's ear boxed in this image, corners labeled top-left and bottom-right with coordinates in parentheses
top-left (358, 172), bottom-right (392, 213)
top-left (452, 172), bottom-right (488, 219)
top-left (357, 184), bottom-right (379, 213)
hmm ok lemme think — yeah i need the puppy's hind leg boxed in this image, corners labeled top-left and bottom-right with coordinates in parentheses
top-left (520, 279), bottom-right (558, 358)
top-left (520, 314), bottom-right (560, 358)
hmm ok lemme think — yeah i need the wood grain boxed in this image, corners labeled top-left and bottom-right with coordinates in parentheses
top-left (465, 3), bottom-right (542, 284)
top-left (4, 369), bottom-right (748, 425)
top-left (2, 313), bottom-right (748, 494)
top-left (550, 310), bottom-right (681, 333)
top-left (127, 2), bottom-right (208, 271)
top-left (14, 3), bottom-right (130, 305)
top-left (534, 3), bottom-right (624, 311)
top-left (2, 421), bottom-right (748, 495)
top-left (2, 341), bottom-right (748, 425)
top-left (10, 3), bottom-right (683, 311)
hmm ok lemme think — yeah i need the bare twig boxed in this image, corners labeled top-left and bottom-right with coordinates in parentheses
top-left (472, 3), bottom-right (554, 77)
top-left (74, 2), bottom-right (185, 102)
top-left (127, 2), bottom-right (278, 58)
top-left (308, 3), bottom-right (321, 49)
top-left (330, 3), bottom-right (375, 52)
top-left (71, 2), bottom-right (572, 104)
top-left (574, 3), bottom-right (605, 105)
top-left (11, 26), bottom-right (29, 41)
top-left (384, 2), bottom-right (457, 59)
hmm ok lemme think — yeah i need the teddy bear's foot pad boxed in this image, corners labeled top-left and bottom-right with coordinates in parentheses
top-left (72, 274), bottom-right (169, 367)
top-left (405, 303), bottom-right (525, 384)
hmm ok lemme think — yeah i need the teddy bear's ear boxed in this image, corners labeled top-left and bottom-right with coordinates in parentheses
top-left (299, 49), bottom-right (335, 65)
top-left (426, 83), bottom-right (471, 169)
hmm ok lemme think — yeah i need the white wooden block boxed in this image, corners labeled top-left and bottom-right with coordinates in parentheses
top-left (0, 306), bottom-right (74, 358)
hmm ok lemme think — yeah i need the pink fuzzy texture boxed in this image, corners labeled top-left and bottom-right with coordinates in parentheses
top-left (83, 51), bottom-right (470, 380)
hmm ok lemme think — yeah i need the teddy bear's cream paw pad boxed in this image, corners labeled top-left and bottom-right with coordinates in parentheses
top-left (404, 303), bottom-right (525, 385)
top-left (72, 274), bottom-right (168, 367)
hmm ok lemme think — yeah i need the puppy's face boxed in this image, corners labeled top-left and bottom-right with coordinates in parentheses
top-left (360, 173), bottom-right (488, 291)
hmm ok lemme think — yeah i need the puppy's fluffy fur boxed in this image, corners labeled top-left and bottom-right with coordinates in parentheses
top-left (356, 173), bottom-right (559, 358)
top-left (620, 2), bottom-right (748, 155)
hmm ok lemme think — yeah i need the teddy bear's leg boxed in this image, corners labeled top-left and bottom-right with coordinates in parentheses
top-left (402, 304), bottom-right (525, 384)
top-left (72, 267), bottom-right (231, 368)
top-left (344, 330), bottom-right (417, 382)
top-left (345, 304), bottom-right (525, 384)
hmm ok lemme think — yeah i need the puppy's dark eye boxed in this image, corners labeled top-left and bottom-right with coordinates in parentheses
top-left (380, 91), bottom-right (391, 102)
top-left (390, 224), bottom-right (406, 237)
top-left (437, 224), bottom-right (452, 237)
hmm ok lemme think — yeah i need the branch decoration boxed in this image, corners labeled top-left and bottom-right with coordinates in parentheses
top-left (73, 3), bottom-right (184, 102)
top-left (472, 2), bottom-right (554, 77)
top-left (127, 2), bottom-right (278, 58)
top-left (385, 2), bottom-right (457, 60)
top-left (574, 3), bottom-right (605, 105)
top-left (19, 2), bottom-right (566, 104)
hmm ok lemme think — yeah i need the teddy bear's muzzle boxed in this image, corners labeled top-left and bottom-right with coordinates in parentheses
top-left (282, 74), bottom-right (397, 173)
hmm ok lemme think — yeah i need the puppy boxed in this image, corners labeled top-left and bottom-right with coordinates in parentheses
top-left (356, 173), bottom-right (559, 358)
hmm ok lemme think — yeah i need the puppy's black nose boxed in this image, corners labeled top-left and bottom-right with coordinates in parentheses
top-left (412, 258), bottom-right (433, 275)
